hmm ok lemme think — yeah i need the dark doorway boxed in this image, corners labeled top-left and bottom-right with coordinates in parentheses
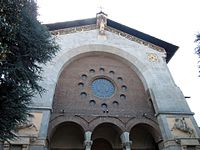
top-left (92, 138), bottom-right (113, 150)
top-left (130, 124), bottom-right (159, 150)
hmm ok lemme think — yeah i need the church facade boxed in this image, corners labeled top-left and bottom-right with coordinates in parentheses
top-left (2, 12), bottom-right (200, 150)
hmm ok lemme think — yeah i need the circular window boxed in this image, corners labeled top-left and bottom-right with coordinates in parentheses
top-left (91, 78), bottom-right (115, 98)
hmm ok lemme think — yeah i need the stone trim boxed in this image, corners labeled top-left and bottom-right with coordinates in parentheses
top-left (155, 111), bottom-right (194, 117)
top-left (106, 26), bottom-right (165, 53)
top-left (50, 24), bottom-right (166, 53)
top-left (50, 111), bottom-right (157, 124)
top-left (51, 24), bottom-right (96, 36)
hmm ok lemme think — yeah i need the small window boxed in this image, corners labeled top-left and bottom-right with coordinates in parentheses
top-left (117, 77), bottom-right (123, 83)
top-left (80, 92), bottom-right (87, 98)
top-left (120, 94), bottom-right (126, 100)
top-left (89, 69), bottom-right (95, 74)
top-left (99, 67), bottom-right (105, 73)
top-left (89, 100), bottom-right (96, 106)
top-left (101, 103), bottom-right (108, 110)
top-left (109, 70), bottom-right (115, 75)
top-left (81, 74), bottom-right (87, 80)
top-left (113, 101), bottom-right (119, 107)
top-left (121, 85), bottom-right (127, 91)
top-left (78, 82), bottom-right (84, 88)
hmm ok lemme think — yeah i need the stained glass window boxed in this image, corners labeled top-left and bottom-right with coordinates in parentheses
top-left (91, 78), bottom-right (115, 98)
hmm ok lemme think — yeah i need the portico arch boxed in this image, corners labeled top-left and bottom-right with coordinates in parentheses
top-left (130, 123), bottom-right (161, 150)
top-left (89, 117), bottom-right (125, 132)
top-left (49, 121), bottom-right (85, 150)
top-left (92, 123), bottom-right (123, 150)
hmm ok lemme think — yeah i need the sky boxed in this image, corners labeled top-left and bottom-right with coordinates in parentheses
top-left (37, 0), bottom-right (200, 126)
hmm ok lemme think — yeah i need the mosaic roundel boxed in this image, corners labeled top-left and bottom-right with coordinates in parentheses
top-left (91, 78), bottom-right (115, 98)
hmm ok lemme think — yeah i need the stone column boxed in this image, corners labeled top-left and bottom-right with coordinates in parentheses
top-left (84, 131), bottom-right (93, 150)
top-left (120, 132), bottom-right (132, 150)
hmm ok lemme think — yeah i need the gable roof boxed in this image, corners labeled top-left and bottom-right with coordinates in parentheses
top-left (46, 18), bottom-right (178, 63)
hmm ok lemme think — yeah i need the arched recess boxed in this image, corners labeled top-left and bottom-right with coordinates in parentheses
top-left (56, 46), bottom-right (149, 90)
top-left (47, 44), bottom-right (161, 149)
top-left (92, 123), bottom-right (123, 150)
top-left (42, 44), bottom-right (152, 107)
top-left (50, 50), bottom-right (154, 123)
top-left (130, 123), bottom-right (161, 150)
top-left (49, 122), bottom-right (85, 150)
top-left (48, 115), bottom-right (88, 139)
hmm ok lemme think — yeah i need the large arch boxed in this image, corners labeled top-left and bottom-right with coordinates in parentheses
top-left (92, 123), bottom-right (123, 150)
top-left (48, 115), bottom-right (88, 139)
top-left (47, 44), bottom-right (162, 149)
top-left (49, 49), bottom-right (155, 128)
top-left (37, 44), bottom-right (156, 109)
top-left (49, 121), bottom-right (85, 150)
top-left (130, 123), bottom-right (162, 150)
top-left (55, 45), bottom-right (149, 90)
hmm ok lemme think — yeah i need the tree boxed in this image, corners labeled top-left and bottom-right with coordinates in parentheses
top-left (195, 34), bottom-right (200, 62)
top-left (0, 0), bottom-right (59, 141)
top-left (195, 34), bottom-right (200, 75)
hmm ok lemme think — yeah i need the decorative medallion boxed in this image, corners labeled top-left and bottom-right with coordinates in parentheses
top-left (91, 78), bottom-right (115, 98)
top-left (147, 53), bottom-right (159, 62)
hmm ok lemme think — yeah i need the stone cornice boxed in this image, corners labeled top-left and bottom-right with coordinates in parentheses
top-left (51, 24), bottom-right (166, 53)
top-left (51, 24), bottom-right (96, 36)
top-left (106, 26), bottom-right (165, 53)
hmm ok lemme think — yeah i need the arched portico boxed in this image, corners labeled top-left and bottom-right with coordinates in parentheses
top-left (91, 123), bottom-right (123, 150)
top-left (49, 122), bottom-right (85, 150)
top-left (130, 123), bottom-right (162, 150)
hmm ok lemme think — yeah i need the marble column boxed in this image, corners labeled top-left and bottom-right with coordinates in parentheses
top-left (120, 132), bottom-right (132, 150)
top-left (84, 131), bottom-right (93, 150)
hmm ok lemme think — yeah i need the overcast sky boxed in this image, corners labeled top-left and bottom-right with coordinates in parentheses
top-left (37, 0), bottom-right (200, 125)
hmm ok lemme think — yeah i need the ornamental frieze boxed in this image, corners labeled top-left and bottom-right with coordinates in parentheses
top-left (51, 24), bottom-right (165, 53)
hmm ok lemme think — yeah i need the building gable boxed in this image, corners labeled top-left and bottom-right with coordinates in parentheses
top-left (46, 14), bottom-right (178, 63)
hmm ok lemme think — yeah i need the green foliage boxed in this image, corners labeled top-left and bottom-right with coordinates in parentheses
top-left (0, 0), bottom-right (59, 141)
